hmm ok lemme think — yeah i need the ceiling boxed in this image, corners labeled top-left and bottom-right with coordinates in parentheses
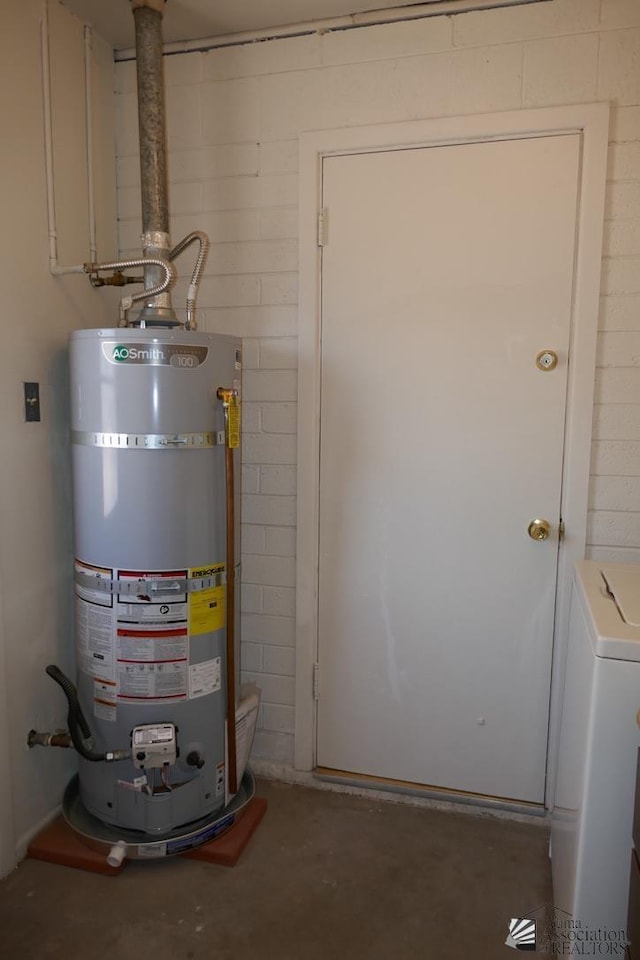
top-left (60, 0), bottom-right (441, 50)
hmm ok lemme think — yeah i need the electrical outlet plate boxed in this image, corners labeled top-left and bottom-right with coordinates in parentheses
top-left (24, 382), bottom-right (40, 422)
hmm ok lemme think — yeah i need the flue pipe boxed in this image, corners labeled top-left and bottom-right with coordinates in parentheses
top-left (130, 0), bottom-right (176, 325)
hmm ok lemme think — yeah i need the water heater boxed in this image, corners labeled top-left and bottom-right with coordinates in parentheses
top-left (69, 328), bottom-right (241, 835)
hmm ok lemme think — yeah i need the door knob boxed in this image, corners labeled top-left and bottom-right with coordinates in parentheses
top-left (536, 350), bottom-right (558, 371)
top-left (528, 519), bottom-right (551, 541)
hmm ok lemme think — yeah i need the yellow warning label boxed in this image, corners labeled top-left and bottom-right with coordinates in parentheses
top-left (228, 396), bottom-right (240, 449)
top-left (189, 563), bottom-right (225, 635)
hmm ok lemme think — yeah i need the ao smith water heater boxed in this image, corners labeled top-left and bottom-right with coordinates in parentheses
top-left (68, 328), bottom-right (242, 837)
top-left (29, 0), bottom-right (257, 862)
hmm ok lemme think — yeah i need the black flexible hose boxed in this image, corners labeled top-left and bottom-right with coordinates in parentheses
top-left (45, 664), bottom-right (91, 737)
top-left (45, 664), bottom-right (106, 762)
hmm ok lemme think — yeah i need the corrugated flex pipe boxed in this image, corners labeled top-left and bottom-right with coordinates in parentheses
top-left (84, 257), bottom-right (176, 326)
top-left (170, 231), bottom-right (210, 330)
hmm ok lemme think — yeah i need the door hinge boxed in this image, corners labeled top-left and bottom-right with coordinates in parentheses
top-left (318, 209), bottom-right (327, 247)
top-left (559, 519), bottom-right (565, 542)
top-left (313, 662), bottom-right (320, 700)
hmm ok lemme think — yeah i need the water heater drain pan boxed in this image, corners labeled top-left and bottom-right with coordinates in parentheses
top-left (62, 768), bottom-right (256, 860)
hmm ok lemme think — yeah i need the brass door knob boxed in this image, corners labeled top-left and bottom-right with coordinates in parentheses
top-left (528, 519), bottom-right (551, 541)
top-left (536, 350), bottom-right (558, 371)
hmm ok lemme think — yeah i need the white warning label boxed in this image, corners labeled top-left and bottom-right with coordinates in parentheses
top-left (94, 678), bottom-right (117, 722)
top-left (116, 568), bottom-right (187, 624)
top-left (137, 842), bottom-right (167, 858)
top-left (116, 626), bottom-right (188, 702)
top-left (117, 661), bottom-right (187, 701)
top-left (189, 657), bottom-right (222, 699)
top-left (76, 600), bottom-right (115, 682)
top-left (117, 628), bottom-right (188, 663)
top-left (75, 560), bottom-right (113, 608)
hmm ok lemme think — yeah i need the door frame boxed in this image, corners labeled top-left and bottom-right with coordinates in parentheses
top-left (295, 103), bottom-right (609, 809)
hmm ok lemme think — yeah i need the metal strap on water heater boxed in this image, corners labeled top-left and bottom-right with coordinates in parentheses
top-left (72, 431), bottom-right (221, 449)
top-left (74, 570), bottom-right (226, 596)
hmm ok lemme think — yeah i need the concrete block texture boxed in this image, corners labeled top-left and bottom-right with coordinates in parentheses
top-left (260, 465), bottom-right (297, 496)
top-left (599, 294), bottom-right (640, 331)
top-left (261, 402), bottom-right (297, 433)
top-left (260, 207), bottom-right (298, 240)
top-left (587, 509), bottom-right (640, 547)
top-left (601, 258), bottom-right (640, 295)
top-left (263, 586), bottom-right (296, 618)
top-left (602, 220), bottom-right (640, 257)
top-left (453, 0), bottom-right (600, 47)
top-left (241, 523), bottom-right (267, 555)
top-left (597, 330), bottom-right (640, 365)
top-left (201, 77), bottom-right (260, 143)
top-left (605, 182), bottom-right (640, 221)
top-left (203, 34), bottom-right (322, 81)
top-left (587, 544), bottom-right (640, 563)
top-left (259, 54), bottom-right (453, 142)
top-left (608, 142), bottom-right (640, 181)
top-left (259, 140), bottom-right (298, 175)
top-left (610, 106), bottom-right (640, 143)
top-left (242, 370), bottom-right (298, 403)
top-left (523, 34), bottom-right (598, 107)
top-left (241, 493), bottom-right (297, 525)
top-left (321, 16), bottom-right (453, 66)
top-left (590, 475), bottom-right (640, 511)
top-left (169, 144), bottom-right (259, 181)
top-left (265, 525), bottom-right (297, 557)
top-left (204, 306), bottom-right (298, 338)
top-left (241, 671), bottom-right (295, 707)
top-left (263, 645), bottom-right (295, 678)
top-left (600, 0), bottom-right (640, 30)
top-left (591, 439), bottom-right (640, 477)
top-left (450, 43), bottom-right (523, 115)
top-left (593, 403), bottom-right (640, 441)
top-left (240, 583), bottom-right (263, 614)
top-left (204, 240), bottom-right (297, 276)
top-left (598, 28), bottom-right (640, 106)
top-left (250, 729), bottom-right (293, 762)
top-left (261, 702), bottom-right (295, 734)
top-left (595, 368), bottom-right (640, 404)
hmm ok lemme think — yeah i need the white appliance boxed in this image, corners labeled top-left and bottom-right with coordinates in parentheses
top-left (551, 560), bottom-right (640, 934)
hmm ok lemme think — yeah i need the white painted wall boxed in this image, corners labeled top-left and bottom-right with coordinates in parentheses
top-left (0, 0), bottom-right (117, 872)
top-left (114, 0), bottom-right (640, 768)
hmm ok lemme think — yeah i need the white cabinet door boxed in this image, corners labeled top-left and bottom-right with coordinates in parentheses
top-left (316, 134), bottom-right (581, 804)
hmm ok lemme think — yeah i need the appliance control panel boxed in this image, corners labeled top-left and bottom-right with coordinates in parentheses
top-left (131, 723), bottom-right (177, 769)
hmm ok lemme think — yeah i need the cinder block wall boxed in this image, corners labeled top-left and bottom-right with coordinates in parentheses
top-left (115, 0), bottom-right (640, 768)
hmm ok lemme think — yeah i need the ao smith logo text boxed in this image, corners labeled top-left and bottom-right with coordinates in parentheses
top-left (102, 342), bottom-right (208, 368)
top-left (113, 345), bottom-right (165, 362)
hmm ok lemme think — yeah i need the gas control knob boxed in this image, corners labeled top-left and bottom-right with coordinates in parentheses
top-left (186, 750), bottom-right (205, 769)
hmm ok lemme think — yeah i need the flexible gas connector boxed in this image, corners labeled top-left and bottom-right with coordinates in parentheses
top-left (83, 257), bottom-right (176, 326)
top-left (45, 665), bottom-right (130, 763)
top-left (170, 231), bottom-right (210, 330)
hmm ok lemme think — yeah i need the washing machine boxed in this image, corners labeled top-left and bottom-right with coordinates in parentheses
top-left (551, 559), bottom-right (640, 934)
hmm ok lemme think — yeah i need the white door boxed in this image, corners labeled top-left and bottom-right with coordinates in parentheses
top-left (316, 134), bottom-right (581, 805)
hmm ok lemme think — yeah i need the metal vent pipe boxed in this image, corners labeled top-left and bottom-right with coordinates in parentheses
top-left (131, 0), bottom-right (176, 326)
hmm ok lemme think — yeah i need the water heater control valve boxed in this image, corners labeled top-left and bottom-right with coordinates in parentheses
top-left (132, 723), bottom-right (177, 769)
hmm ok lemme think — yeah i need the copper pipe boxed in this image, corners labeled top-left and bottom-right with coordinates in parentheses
top-left (217, 388), bottom-right (238, 794)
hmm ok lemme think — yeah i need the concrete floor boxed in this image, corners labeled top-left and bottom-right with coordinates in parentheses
top-left (0, 779), bottom-right (552, 959)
